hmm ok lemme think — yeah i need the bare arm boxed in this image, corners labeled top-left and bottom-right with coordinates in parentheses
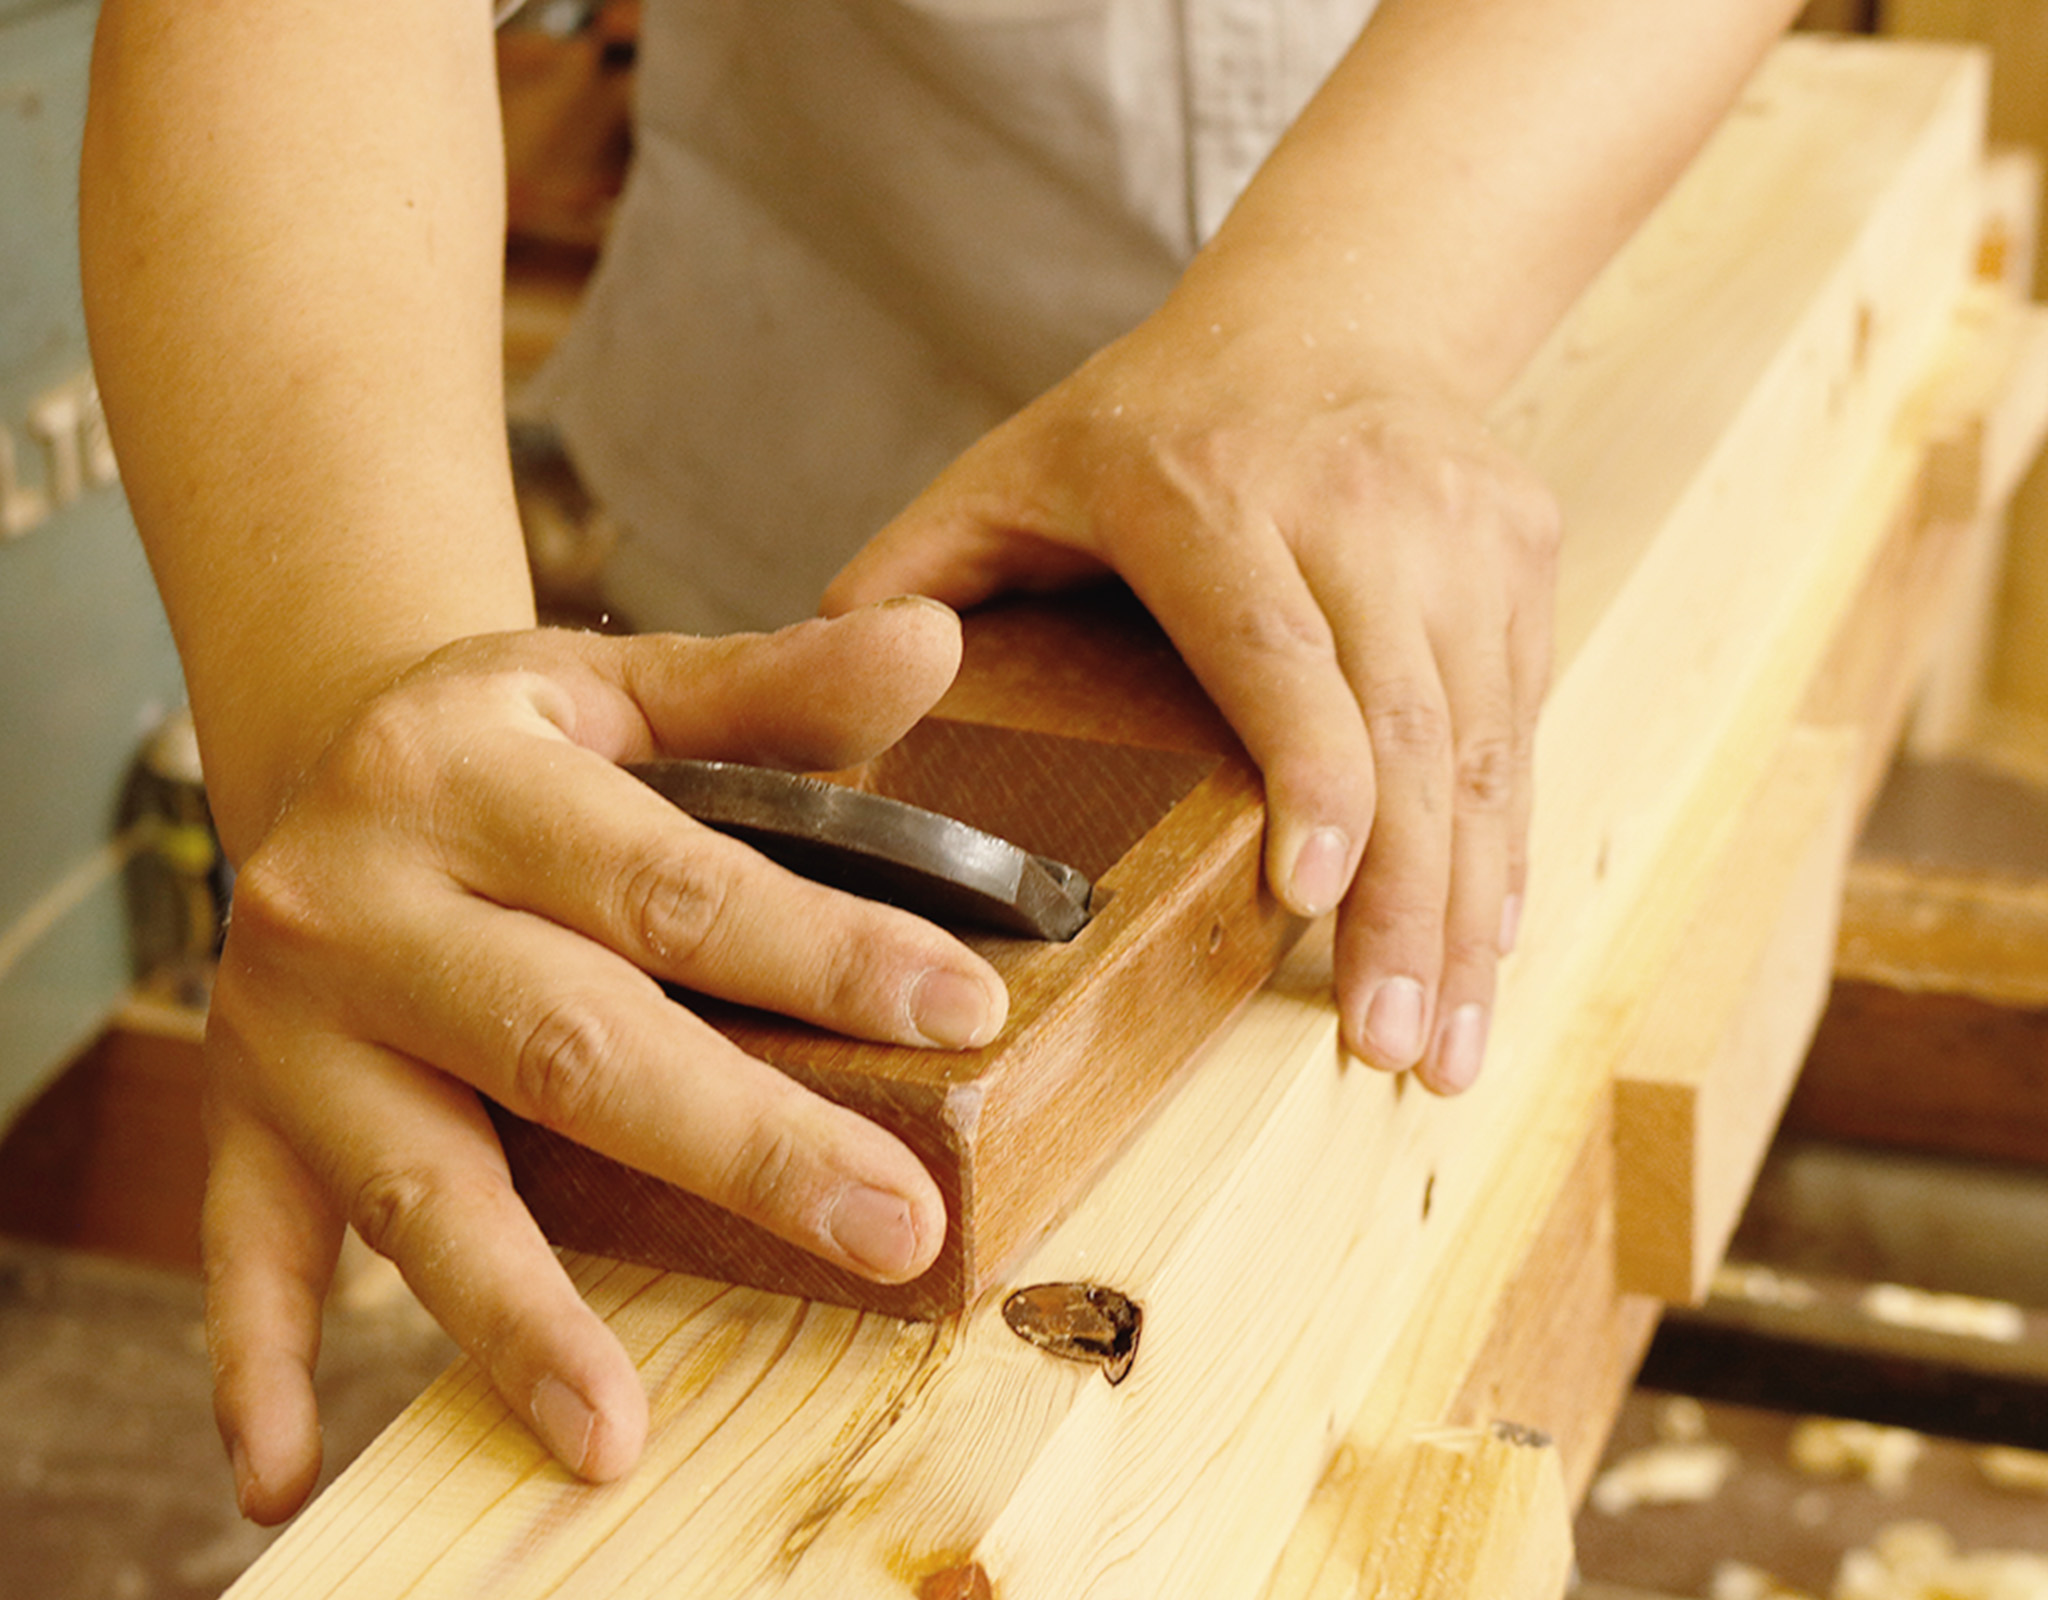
top-left (82, 0), bottom-right (1007, 1522)
top-left (1180, 0), bottom-right (1808, 403)
top-left (833, 0), bottom-right (1808, 1091)
top-left (82, 0), bottom-right (529, 851)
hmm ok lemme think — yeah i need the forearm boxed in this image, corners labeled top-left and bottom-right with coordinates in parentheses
top-left (1175, 0), bottom-right (1806, 407)
top-left (81, 0), bottom-right (531, 856)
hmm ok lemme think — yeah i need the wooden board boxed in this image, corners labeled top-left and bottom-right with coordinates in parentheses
top-left (0, 987), bottom-right (206, 1272)
top-left (1785, 751), bottom-right (2048, 1164)
top-left (1839, 853), bottom-right (2048, 1004)
top-left (493, 598), bottom-right (1300, 1316)
top-left (1791, 979), bottom-right (2048, 1161)
top-left (495, 38), bottom-right (2046, 1323)
top-left (1612, 728), bottom-right (1861, 1306)
top-left (220, 38), bottom-right (1992, 1600)
top-left (1607, 241), bottom-right (2048, 1307)
top-left (1346, 1425), bottom-right (1574, 1600)
top-left (1901, 280), bottom-right (2048, 752)
top-left (1907, 289), bottom-right (2048, 526)
top-left (1260, 281), bottom-right (2029, 1589)
top-left (1885, 2), bottom-right (2048, 732)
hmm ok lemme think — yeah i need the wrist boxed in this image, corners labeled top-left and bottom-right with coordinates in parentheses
top-left (1157, 233), bottom-right (1502, 419)
top-left (189, 580), bottom-right (537, 864)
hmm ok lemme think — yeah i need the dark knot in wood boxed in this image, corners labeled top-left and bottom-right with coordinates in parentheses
top-left (1001, 1283), bottom-right (1143, 1385)
top-left (917, 1561), bottom-right (995, 1600)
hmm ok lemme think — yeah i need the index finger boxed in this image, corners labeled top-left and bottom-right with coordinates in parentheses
top-left (1116, 515), bottom-right (1375, 919)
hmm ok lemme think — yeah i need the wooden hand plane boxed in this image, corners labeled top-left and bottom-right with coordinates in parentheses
top-left (489, 591), bottom-right (1303, 1317)
top-left (626, 757), bottom-right (1097, 943)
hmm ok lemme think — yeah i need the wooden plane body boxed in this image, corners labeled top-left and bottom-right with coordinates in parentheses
top-left (493, 593), bottom-right (1302, 1315)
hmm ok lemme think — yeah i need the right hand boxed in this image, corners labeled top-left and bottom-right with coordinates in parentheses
top-left (199, 599), bottom-right (1008, 1523)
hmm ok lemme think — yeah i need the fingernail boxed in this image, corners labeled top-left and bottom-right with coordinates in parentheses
top-left (1499, 893), bottom-right (1523, 956)
top-left (827, 1184), bottom-right (923, 1279)
top-left (229, 1438), bottom-right (258, 1520)
top-left (1288, 827), bottom-right (1352, 917)
top-left (531, 1375), bottom-right (597, 1475)
top-left (1434, 1004), bottom-right (1490, 1095)
top-left (1363, 977), bottom-right (1427, 1068)
top-left (909, 968), bottom-right (1002, 1049)
top-left (878, 593), bottom-right (957, 620)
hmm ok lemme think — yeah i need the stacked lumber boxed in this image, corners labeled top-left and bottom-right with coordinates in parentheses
top-left (1786, 761), bottom-right (2048, 1167)
top-left (223, 37), bottom-right (2033, 1600)
top-left (1787, 9), bottom-right (2048, 1177)
top-left (1885, 0), bottom-right (2048, 740)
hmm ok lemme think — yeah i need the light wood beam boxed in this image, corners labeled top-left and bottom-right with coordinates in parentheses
top-left (222, 38), bottom-right (1991, 1600)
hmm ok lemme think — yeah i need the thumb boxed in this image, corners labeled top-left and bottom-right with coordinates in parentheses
top-left (569, 598), bottom-right (970, 771)
top-left (823, 499), bottom-right (1109, 618)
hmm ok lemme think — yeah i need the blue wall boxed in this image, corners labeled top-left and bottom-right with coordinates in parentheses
top-left (1, 0), bottom-right (189, 1120)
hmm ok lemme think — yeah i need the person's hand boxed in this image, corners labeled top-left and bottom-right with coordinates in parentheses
top-left (200, 600), bottom-right (1008, 1523)
top-left (827, 315), bottom-right (1559, 1096)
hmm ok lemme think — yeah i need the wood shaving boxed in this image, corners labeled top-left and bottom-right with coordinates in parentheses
top-left (1656, 1394), bottom-right (1711, 1444)
top-left (1858, 1284), bottom-right (2026, 1342)
top-left (1589, 1440), bottom-right (1737, 1515)
top-left (1714, 1264), bottom-right (1822, 1309)
top-left (1712, 1560), bottom-right (1820, 1600)
top-left (1793, 1488), bottom-right (1834, 1528)
top-left (1978, 1445), bottom-right (2048, 1496)
top-left (1788, 1417), bottom-right (1924, 1495)
top-left (1833, 1520), bottom-right (2048, 1599)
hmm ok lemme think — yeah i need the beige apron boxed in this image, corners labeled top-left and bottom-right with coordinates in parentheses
top-left (537, 0), bottom-right (1377, 635)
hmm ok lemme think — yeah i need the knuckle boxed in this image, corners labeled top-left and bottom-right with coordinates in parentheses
top-left (1442, 923), bottom-right (1503, 977)
top-left (511, 995), bottom-right (622, 1130)
top-left (1508, 477), bottom-right (1564, 563)
top-left (1454, 734), bottom-right (1518, 814)
top-left (619, 851), bottom-right (728, 967)
top-left (1424, 440), bottom-right (1562, 568)
top-left (326, 692), bottom-right (435, 802)
top-left (1242, 608), bottom-right (1337, 671)
top-left (1364, 681), bottom-right (1451, 761)
top-left (809, 914), bottom-right (914, 1023)
top-left (719, 1115), bottom-right (806, 1226)
top-left (348, 1162), bottom-right (443, 1264)
top-left (348, 1165), bottom-right (523, 1355)
top-left (221, 852), bottom-right (326, 960)
top-left (1349, 879), bottom-right (1445, 948)
top-left (1210, 592), bottom-right (1338, 673)
top-left (1423, 449), bottom-right (1484, 527)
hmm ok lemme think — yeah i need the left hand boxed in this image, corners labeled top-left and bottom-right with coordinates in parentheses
top-left (826, 311), bottom-right (1559, 1095)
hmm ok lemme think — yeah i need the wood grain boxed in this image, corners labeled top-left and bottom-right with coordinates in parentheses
top-left (1346, 1425), bottom-right (1574, 1600)
top-left (221, 38), bottom-right (1995, 1600)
